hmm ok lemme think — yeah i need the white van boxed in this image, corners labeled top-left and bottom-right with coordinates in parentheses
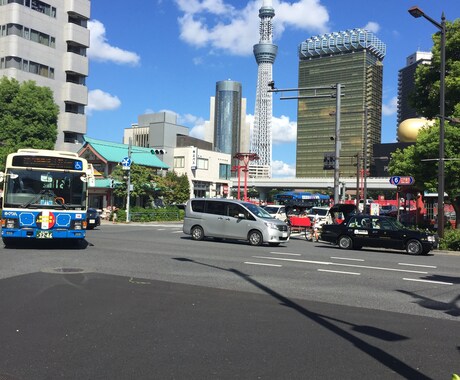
top-left (183, 198), bottom-right (290, 246)
top-left (262, 205), bottom-right (288, 222)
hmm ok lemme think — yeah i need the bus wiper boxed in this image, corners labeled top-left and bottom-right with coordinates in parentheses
top-left (21, 190), bottom-right (57, 208)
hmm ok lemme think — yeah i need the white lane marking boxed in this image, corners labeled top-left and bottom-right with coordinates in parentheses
top-left (270, 251), bottom-right (301, 256)
top-left (331, 257), bottom-right (365, 262)
top-left (157, 229), bottom-right (166, 231)
top-left (252, 256), bottom-right (429, 274)
top-left (398, 263), bottom-right (437, 268)
top-left (171, 230), bottom-right (184, 233)
top-left (244, 262), bottom-right (282, 267)
top-left (318, 269), bottom-right (361, 276)
top-left (403, 278), bottom-right (453, 285)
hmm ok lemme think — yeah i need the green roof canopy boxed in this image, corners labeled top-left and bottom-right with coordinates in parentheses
top-left (82, 136), bottom-right (169, 169)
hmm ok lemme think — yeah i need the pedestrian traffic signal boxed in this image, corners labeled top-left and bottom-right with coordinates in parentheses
top-left (323, 153), bottom-right (335, 170)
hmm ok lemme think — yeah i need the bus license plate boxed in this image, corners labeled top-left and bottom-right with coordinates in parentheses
top-left (37, 231), bottom-right (53, 239)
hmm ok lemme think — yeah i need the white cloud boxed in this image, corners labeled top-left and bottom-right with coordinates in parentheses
top-left (87, 89), bottom-right (121, 115)
top-left (271, 115), bottom-right (297, 144)
top-left (382, 96), bottom-right (398, 116)
top-left (88, 20), bottom-right (140, 65)
top-left (272, 160), bottom-right (296, 177)
top-left (363, 21), bottom-right (380, 33)
top-left (175, 0), bottom-right (329, 56)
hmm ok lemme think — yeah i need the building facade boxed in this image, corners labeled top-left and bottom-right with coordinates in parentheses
top-left (124, 111), bottom-right (233, 199)
top-left (204, 80), bottom-right (250, 168)
top-left (0, 0), bottom-right (90, 152)
top-left (251, 0), bottom-right (277, 178)
top-left (297, 28), bottom-right (386, 178)
top-left (397, 51), bottom-right (432, 129)
top-left (173, 147), bottom-right (232, 199)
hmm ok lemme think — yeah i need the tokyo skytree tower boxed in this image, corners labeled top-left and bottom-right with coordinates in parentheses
top-left (251, 0), bottom-right (277, 177)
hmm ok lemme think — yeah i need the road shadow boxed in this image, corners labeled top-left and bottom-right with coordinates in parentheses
top-left (397, 278), bottom-right (460, 317)
top-left (2, 239), bottom-right (89, 250)
top-left (173, 257), bottom-right (431, 379)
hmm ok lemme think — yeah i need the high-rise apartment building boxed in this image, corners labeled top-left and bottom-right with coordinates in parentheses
top-left (297, 29), bottom-right (386, 177)
top-left (204, 80), bottom-right (250, 168)
top-left (0, 0), bottom-right (90, 152)
top-left (251, 0), bottom-right (277, 178)
top-left (397, 51), bottom-right (432, 128)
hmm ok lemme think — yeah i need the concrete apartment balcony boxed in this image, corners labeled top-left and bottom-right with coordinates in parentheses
top-left (63, 52), bottom-right (88, 76)
top-left (62, 82), bottom-right (88, 105)
top-left (64, 0), bottom-right (91, 19)
top-left (60, 112), bottom-right (87, 135)
top-left (64, 23), bottom-right (89, 47)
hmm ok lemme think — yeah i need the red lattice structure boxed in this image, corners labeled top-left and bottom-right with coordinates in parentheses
top-left (232, 153), bottom-right (259, 201)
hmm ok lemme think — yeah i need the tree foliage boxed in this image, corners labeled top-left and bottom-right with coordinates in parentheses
top-left (411, 18), bottom-right (460, 118)
top-left (110, 164), bottom-right (190, 207)
top-left (0, 77), bottom-right (59, 170)
top-left (388, 120), bottom-right (460, 228)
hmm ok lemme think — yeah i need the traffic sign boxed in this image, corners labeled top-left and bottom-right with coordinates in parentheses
top-left (121, 156), bottom-right (132, 168)
top-left (389, 176), bottom-right (414, 186)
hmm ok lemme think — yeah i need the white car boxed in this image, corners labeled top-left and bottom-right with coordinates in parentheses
top-left (263, 205), bottom-right (288, 222)
top-left (306, 206), bottom-right (332, 226)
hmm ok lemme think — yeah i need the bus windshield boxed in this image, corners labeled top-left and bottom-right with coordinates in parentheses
top-left (4, 169), bottom-right (87, 210)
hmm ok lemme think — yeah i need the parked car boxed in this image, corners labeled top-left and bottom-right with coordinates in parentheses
top-left (86, 208), bottom-right (101, 230)
top-left (320, 214), bottom-right (437, 255)
top-left (262, 205), bottom-right (288, 222)
top-left (183, 198), bottom-right (290, 246)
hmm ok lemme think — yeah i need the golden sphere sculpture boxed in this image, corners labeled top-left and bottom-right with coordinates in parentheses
top-left (397, 118), bottom-right (435, 142)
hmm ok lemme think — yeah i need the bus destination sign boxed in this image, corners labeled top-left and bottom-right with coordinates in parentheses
top-left (12, 155), bottom-right (84, 171)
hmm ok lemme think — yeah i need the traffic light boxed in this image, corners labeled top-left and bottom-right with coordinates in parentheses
top-left (151, 149), bottom-right (166, 155)
top-left (323, 153), bottom-right (335, 170)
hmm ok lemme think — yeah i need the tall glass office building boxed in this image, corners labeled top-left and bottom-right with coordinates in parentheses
top-left (297, 29), bottom-right (386, 177)
top-left (214, 80), bottom-right (243, 166)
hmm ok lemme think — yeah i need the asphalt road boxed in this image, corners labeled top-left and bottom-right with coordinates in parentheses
top-left (0, 222), bottom-right (459, 379)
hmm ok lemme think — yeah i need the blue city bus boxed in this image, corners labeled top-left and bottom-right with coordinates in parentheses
top-left (1, 149), bottom-right (92, 246)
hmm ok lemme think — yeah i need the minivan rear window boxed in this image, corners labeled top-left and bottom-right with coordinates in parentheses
top-left (191, 200), bottom-right (205, 212)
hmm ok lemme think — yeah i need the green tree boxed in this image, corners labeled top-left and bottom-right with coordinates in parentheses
top-left (155, 171), bottom-right (190, 205)
top-left (0, 77), bottom-right (59, 170)
top-left (388, 120), bottom-right (460, 228)
top-left (411, 18), bottom-right (460, 118)
top-left (110, 164), bottom-right (190, 207)
top-left (111, 164), bottom-right (158, 205)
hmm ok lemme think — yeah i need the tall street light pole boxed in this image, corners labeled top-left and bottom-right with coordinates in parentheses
top-left (408, 6), bottom-right (446, 238)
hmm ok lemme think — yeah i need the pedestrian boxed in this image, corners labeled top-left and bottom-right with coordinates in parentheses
top-left (112, 207), bottom-right (118, 224)
top-left (313, 211), bottom-right (320, 241)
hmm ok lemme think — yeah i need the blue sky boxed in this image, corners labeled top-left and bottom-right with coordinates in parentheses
top-left (86, 0), bottom-right (458, 177)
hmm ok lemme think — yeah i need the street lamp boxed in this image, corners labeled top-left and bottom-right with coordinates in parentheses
top-left (408, 6), bottom-right (446, 237)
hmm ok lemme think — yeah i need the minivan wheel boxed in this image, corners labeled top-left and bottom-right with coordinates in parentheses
top-left (191, 226), bottom-right (204, 241)
top-left (248, 230), bottom-right (263, 246)
top-left (406, 239), bottom-right (423, 255)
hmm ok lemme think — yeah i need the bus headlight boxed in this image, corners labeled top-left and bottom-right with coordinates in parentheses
top-left (6, 219), bottom-right (18, 229)
top-left (74, 220), bottom-right (83, 230)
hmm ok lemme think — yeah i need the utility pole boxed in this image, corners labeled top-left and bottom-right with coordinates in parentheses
top-left (126, 138), bottom-right (132, 223)
top-left (333, 83), bottom-right (341, 205)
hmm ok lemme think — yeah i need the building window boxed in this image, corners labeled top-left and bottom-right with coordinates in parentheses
top-left (65, 102), bottom-right (85, 115)
top-left (174, 156), bottom-right (185, 168)
top-left (219, 163), bottom-right (231, 180)
top-left (0, 23), bottom-right (55, 48)
top-left (64, 132), bottom-right (81, 144)
top-left (197, 158), bottom-right (208, 170)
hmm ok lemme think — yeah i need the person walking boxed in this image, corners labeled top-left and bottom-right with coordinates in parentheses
top-left (313, 211), bottom-right (320, 242)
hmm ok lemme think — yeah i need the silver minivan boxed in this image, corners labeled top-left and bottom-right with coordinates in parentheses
top-left (183, 198), bottom-right (290, 246)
